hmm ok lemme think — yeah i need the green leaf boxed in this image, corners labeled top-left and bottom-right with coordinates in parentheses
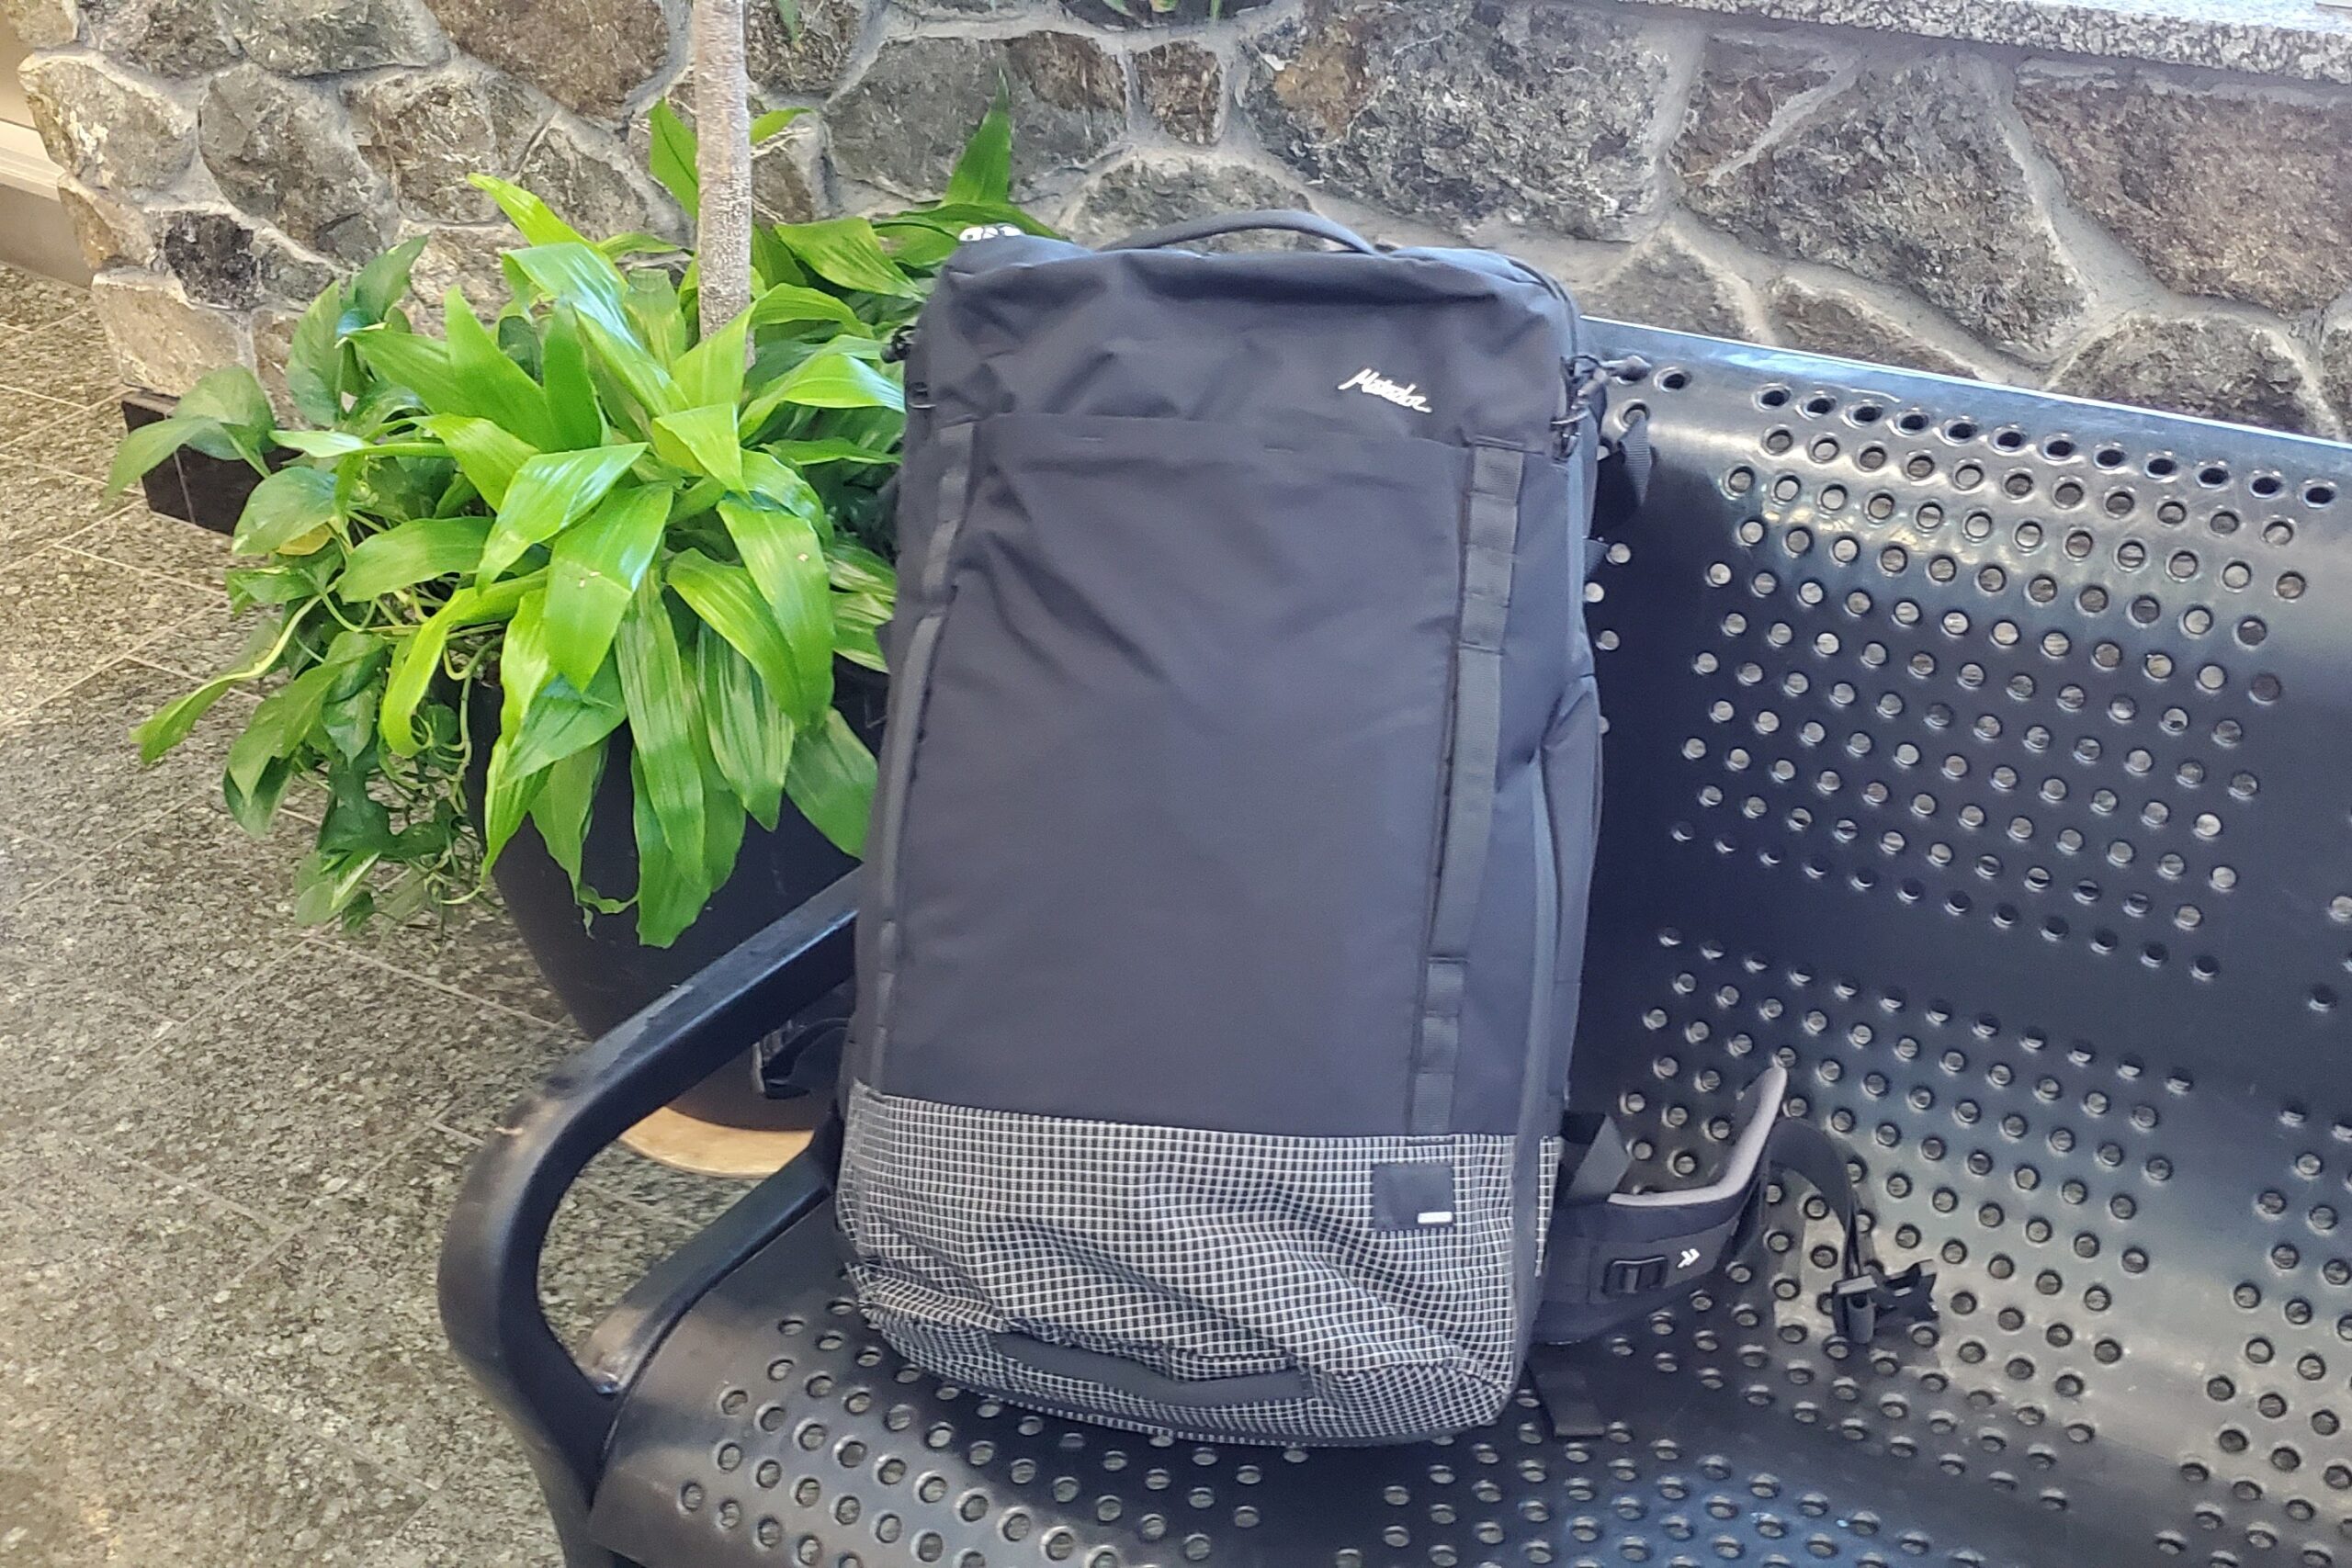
top-left (650, 404), bottom-right (745, 490)
top-left (545, 484), bottom-right (671, 688)
top-left (771, 217), bottom-right (922, 299)
top-left (285, 280), bottom-right (349, 427)
top-left (379, 571), bottom-right (542, 754)
top-left (770, 0), bottom-right (799, 42)
top-left (107, 413), bottom-right (217, 496)
top-left (767, 436), bottom-right (897, 468)
top-left (646, 98), bottom-right (699, 219)
top-left (530, 737), bottom-right (605, 897)
top-left (698, 742), bottom-right (749, 904)
top-left (746, 350), bottom-right (903, 423)
top-left (224, 753), bottom-right (296, 836)
top-left (337, 516), bottom-right (492, 599)
top-left (785, 706), bottom-right (875, 856)
top-left (668, 546), bottom-right (810, 716)
top-left (715, 500), bottom-right (831, 716)
top-left (695, 620), bottom-right (790, 829)
top-left (743, 282), bottom-right (865, 333)
top-left (479, 444), bottom-right (649, 581)
top-left (751, 107), bottom-right (806, 142)
top-left (481, 589), bottom-right (551, 868)
top-left (232, 467), bottom-right (340, 557)
top-left (272, 429), bottom-right (370, 458)
top-left (352, 328), bottom-right (469, 417)
top-left (292, 848), bottom-right (382, 926)
top-left (944, 92), bottom-right (1012, 207)
top-left (505, 243), bottom-right (635, 344)
top-left (132, 608), bottom-right (309, 762)
top-left (596, 231), bottom-right (686, 262)
top-left (737, 451), bottom-right (830, 532)
top-left (135, 681), bottom-right (235, 763)
top-left (226, 661), bottom-right (336, 799)
top-left (673, 309), bottom-right (750, 412)
top-left (506, 659), bottom-right (626, 778)
top-left (348, 232), bottom-right (431, 323)
top-left (615, 574), bottom-right (706, 906)
top-left (578, 313), bottom-right (684, 423)
top-left (469, 174), bottom-right (589, 246)
top-left (177, 365), bottom-right (275, 434)
top-left (417, 413), bottom-right (538, 509)
top-left (539, 307), bottom-right (603, 452)
top-left (444, 288), bottom-right (561, 450)
top-left (628, 270), bottom-right (690, 365)
top-left (628, 745), bottom-right (706, 948)
top-left (317, 763), bottom-right (396, 855)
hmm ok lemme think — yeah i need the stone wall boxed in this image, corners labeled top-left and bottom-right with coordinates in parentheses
top-left (7, 0), bottom-right (2351, 435)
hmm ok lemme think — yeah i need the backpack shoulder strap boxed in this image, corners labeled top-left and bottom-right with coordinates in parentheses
top-left (1534, 1063), bottom-right (1936, 1349)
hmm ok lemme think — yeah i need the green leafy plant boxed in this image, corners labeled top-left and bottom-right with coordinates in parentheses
top-left (116, 107), bottom-right (1047, 945)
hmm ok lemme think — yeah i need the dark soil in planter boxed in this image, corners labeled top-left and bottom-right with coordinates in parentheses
top-left (470, 665), bottom-right (886, 1131)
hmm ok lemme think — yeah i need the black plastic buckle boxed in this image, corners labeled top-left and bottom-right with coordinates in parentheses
top-left (1602, 1255), bottom-right (1668, 1296)
top-left (1829, 1262), bottom-right (1938, 1343)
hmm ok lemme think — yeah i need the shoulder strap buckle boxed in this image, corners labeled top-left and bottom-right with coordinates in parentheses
top-left (1830, 1260), bottom-right (1938, 1344)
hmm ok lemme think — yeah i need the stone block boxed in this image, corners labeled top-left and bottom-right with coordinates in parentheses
top-left (1763, 276), bottom-right (1983, 380)
top-left (2049, 310), bottom-right (2335, 438)
top-left (1136, 40), bottom-right (1223, 146)
top-left (156, 208), bottom-right (336, 310)
top-left (1584, 228), bottom-right (1759, 341)
top-left (1246, 0), bottom-right (1669, 241)
top-left (1679, 56), bottom-right (2086, 362)
top-left (348, 66), bottom-right (548, 224)
top-left (200, 63), bottom-right (398, 264)
top-left (421, 0), bottom-right (668, 120)
top-left (19, 53), bottom-right (195, 194)
top-left (830, 31), bottom-right (1125, 198)
top-left (90, 270), bottom-right (251, 397)
top-left (2013, 64), bottom-right (2352, 317)
top-left (216, 0), bottom-right (444, 75)
top-left (1061, 154), bottom-right (1310, 248)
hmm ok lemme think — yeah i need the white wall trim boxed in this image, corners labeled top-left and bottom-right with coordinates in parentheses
top-left (0, 121), bottom-right (61, 201)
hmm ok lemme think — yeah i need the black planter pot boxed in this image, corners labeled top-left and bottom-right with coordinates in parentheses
top-left (473, 666), bottom-right (886, 1132)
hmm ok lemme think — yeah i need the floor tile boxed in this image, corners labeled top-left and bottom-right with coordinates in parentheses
top-left (0, 453), bottom-right (135, 570)
top-left (0, 827), bottom-right (75, 914)
top-left (359, 1484), bottom-right (565, 1568)
top-left (169, 1123), bottom-right (688, 1484)
top-left (0, 547), bottom-right (211, 721)
top-left (326, 894), bottom-right (571, 1030)
top-left (0, 1349), bottom-right (426, 1566)
top-left (0, 265), bottom-right (85, 334)
top-left (0, 658), bottom-right (254, 866)
top-left (16, 398), bottom-right (136, 486)
top-left (576, 1139), bottom-right (757, 1233)
top-left (0, 802), bottom-right (308, 1027)
top-left (50, 942), bottom-right (572, 1223)
top-left (0, 1128), bottom-right (277, 1394)
top-left (62, 503), bottom-right (232, 589)
top-left (3, 314), bottom-right (120, 408)
top-left (0, 989), bottom-right (171, 1138)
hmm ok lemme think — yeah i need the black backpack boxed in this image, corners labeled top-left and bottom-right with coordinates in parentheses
top-left (836, 211), bottom-right (1931, 1445)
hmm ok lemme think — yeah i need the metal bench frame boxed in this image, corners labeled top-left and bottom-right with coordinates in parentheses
top-left (443, 325), bottom-right (2352, 1568)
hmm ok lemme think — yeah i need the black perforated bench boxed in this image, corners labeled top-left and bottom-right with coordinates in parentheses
top-left (440, 325), bottom-right (2352, 1568)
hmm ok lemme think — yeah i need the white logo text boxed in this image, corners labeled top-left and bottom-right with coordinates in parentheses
top-left (1339, 367), bottom-right (1433, 414)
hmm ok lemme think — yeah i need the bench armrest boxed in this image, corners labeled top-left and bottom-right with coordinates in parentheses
top-left (436, 870), bottom-right (858, 1560)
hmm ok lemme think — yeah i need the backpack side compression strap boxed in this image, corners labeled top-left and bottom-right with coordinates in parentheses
top-left (1534, 1064), bottom-right (1937, 1349)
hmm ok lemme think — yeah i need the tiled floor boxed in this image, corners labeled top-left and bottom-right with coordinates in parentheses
top-left (0, 267), bottom-right (748, 1562)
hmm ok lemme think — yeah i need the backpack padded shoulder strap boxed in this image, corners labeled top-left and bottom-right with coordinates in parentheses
top-left (1534, 1064), bottom-right (1936, 1348)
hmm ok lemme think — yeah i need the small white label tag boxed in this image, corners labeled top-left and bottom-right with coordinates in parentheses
top-left (1338, 366), bottom-right (1434, 414)
top-left (1678, 1247), bottom-right (1702, 1269)
top-left (1416, 1209), bottom-right (1456, 1226)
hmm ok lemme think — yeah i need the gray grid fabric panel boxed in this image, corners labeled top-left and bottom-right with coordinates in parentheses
top-left (838, 1083), bottom-right (1563, 1442)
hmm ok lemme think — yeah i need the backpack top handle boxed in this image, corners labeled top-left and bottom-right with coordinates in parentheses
top-left (1103, 209), bottom-right (1382, 256)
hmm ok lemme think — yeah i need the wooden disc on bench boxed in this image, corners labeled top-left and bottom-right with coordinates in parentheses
top-left (619, 1107), bottom-right (810, 1179)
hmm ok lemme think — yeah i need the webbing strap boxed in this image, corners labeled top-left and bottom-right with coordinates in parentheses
top-left (1535, 1081), bottom-right (1937, 1353)
top-left (1409, 444), bottom-right (1525, 1134)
